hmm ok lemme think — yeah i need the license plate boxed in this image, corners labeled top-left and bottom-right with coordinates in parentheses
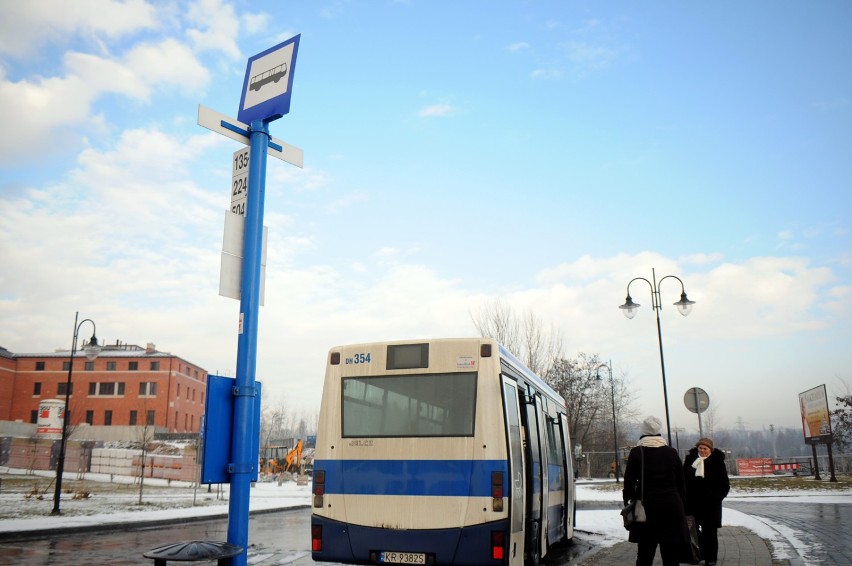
top-left (378, 551), bottom-right (426, 564)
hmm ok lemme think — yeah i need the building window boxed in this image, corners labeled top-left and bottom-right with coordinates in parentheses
top-left (150, 361), bottom-right (160, 371)
top-left (85, 361), bottom-right (94, 371)
top-left (104, 410), bottom-right (113, 426)
top-left (30, 410), bottom-right (38, 424)
top-left (177, 384), bottom-right (180, 398)
top-left (33, 382), bottom-right (42, 395)
top-left (86, 410), bottom-right (94, 425)
top-left (35, 361), bottom-right (45, 371)
top-left (106, 361), bottom-right (116, 371)
top-left (129, 361), bottom-right (138, 371)
top-left (63, 361), bottom-right (71, 371)
top-left (147, 410), bottom-right (155, 426)
top-left (129, 410), bottom-right (138, 426)
top-left (194, 370), bottom-right (198, 379)
top-left (175, 411), bottom-right (179, 430)
top-left (140, 382), bottom-right (157, 396)
top-left (57, 382), bottom-right (72, 396)
top-left (89, 382), bottom-right (123, 396)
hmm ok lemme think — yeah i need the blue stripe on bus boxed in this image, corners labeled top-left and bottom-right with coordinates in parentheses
top-left (314, 459), bottom-right (508, 497)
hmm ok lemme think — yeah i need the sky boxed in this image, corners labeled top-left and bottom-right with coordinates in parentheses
top-left (1, 1), bottom-right (850, 432)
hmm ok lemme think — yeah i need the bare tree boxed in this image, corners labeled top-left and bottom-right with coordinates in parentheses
top-left (137, 402), bottom-right (155, 505)
top-left (831, 377), bottom-right (852, 451)
top-left (546, 353), bottom-right (607, 450)
top-left (471, 299), bottom-right (564, 376)
top-left (546, 354), bottom-right (640, 477)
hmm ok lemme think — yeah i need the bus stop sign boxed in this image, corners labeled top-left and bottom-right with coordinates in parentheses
top-left (238, 35), bottom-right (300, 124)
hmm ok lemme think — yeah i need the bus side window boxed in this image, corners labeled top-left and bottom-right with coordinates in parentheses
top-left (546, 417), bottom-right (560, 465)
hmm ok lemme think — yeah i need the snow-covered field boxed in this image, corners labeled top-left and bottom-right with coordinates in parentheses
top-left (2, 467), bottom-right (850, 562)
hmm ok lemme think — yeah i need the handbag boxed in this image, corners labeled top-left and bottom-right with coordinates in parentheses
top-left (621, 447), bottom-right (646, 529)
top-left (681, 515), bottom-right (702, 564)
top-left (621, 498), bottom-right (646, 528)
top-left (621, 447), bottom-right (646, 528)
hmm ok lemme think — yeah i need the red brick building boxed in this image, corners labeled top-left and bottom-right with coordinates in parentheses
top-left (0, 341), bottom-right (207, 434)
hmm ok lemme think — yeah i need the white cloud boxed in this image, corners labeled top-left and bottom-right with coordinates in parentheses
top-left (65, 51), bottom-right (151, 99)
top-left (530, 68), bottom-right (563, 80)
top-left (0, 0), bottom-right (158, 58)
top-left (506, 42), bottom-right (530, 52)
top-left (562, 41), bottom-right (619, 73)
top-left (417, 104), bottom-right (457, 118)
top-left (242, 12), bottom-right (270, 35)
top-left (0, 39), bottom-right (209, 164)
top-left (125, 38), bottom-right (211, 94)
top-left (185, 0), bottom-right (242, 59)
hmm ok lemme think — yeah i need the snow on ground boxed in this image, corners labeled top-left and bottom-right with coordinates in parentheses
top-left (2, 467), bottom-right (851, 563)
top-left (574, 479), bottom-right (852, 561)
top-left (0, 467), bottom-right (311, 533)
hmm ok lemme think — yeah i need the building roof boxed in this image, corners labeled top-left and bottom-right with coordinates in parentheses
top-left (6, 342), bottom-right (181, 360)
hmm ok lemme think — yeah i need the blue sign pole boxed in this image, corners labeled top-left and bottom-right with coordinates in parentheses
top-left (227, 119), bottom-right (269, 566)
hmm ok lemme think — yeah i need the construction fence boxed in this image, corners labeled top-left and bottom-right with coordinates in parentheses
top-left (1, 437), bottom-right (199, 483)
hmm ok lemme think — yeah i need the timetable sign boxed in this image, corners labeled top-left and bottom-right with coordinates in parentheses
top-left (231, 147), bottom-right (249, 216)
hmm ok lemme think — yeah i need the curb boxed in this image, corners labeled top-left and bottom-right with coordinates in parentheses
top-left (0, 504), bottom-right (310, 543)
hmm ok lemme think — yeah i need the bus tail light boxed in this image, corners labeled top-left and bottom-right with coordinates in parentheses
top-left (313, 470), bottom-right (325, 507)
top-left (491, 531), bottom-right (505, 560)
top-left (491, 471), bottom-right (504, 512)
top-left (312, 525), bottom-right (322, 552)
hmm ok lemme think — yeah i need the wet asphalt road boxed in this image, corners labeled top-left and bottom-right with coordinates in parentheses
top-left (0, 507), bottom-right (590, 566)
top-left (1, 502), bottom-right (849, 565)
top-left (725, 500), bottom-right (852, 565)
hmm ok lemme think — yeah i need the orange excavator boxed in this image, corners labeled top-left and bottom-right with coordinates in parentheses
top-left (283, 439), bottom-right (303, 473)
top-left (262, 440), bottom-right (303, 474)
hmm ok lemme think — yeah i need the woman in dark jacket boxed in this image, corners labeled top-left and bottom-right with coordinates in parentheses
top-left (623, 416), bottom-right (689, 566)
top-left (683, 437), bottom-right (730, 566)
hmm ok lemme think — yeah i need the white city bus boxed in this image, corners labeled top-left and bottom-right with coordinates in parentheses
top-left (311, 338), bottom-right (575, 565)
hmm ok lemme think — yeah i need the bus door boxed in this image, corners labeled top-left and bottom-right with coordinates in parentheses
top-left (501, 377), bottom-right (526, 565)
top-left (522, 390), bottom-right (545, 565)
top-left (559, 413), bottom-right (575, 538)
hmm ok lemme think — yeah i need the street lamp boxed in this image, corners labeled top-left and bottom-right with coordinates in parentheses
top-left (596, 361), bottom-right (620, 483)
top-left (52, 312), bottom-right (101, 515)
top-left (619, 268), bottom-right (695, 446)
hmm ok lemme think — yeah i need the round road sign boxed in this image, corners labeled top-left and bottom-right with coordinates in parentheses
top-left (684, 387), bottom-right (710, 414)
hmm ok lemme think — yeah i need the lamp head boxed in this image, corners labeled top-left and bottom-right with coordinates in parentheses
top-left (618, 295), bottom-right (640, 319)
top-left (673, 292), bottom-right (695, 317)
top-left (84, 335), bottom-right (101, 361)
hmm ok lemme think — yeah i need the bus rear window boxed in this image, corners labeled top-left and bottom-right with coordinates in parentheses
top-left (342, 373), bottom-right (476, 437)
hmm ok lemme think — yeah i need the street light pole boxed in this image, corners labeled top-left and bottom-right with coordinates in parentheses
top-left (51, 312), bottom-right (101, 516)
top-left (619, 268), bottom-right (695, 446)
top-left (596, 361), bottom-right (620, 483)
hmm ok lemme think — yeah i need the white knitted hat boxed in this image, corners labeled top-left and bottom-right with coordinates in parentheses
top-left (641, 416), bottom-right (662, 436)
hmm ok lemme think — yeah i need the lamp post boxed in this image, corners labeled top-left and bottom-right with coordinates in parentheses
top-left (51, 312), bottom-right (101, 515)
top-left (596, 361), bottom-right (620, 483)
top-left (619, 268), bottom-right (695, 446)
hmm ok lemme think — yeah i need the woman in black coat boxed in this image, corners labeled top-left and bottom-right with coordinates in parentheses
top-left (683, 437), bottom-right (730, 566)
top-left (623, 416), bottom-right (689, 566)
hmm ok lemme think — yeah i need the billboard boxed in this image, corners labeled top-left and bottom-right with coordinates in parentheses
top-left (799, 384), bottom-right (833, 445)
top-left (36, 399), bottom-right (65, 438)
top-left (736, 458), bottom-right (774, 476)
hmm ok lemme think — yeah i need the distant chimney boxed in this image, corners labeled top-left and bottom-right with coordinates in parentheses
top-left (146, 343), bottom-right (156, 354)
